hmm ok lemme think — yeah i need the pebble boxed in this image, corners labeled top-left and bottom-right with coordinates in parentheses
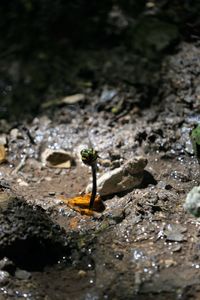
top-left (78, 270), bottom-right (87, 278)
top-left (10, 128), bottom-right (23, 140)
top-left (100, 88), bottom-right (117, 102)
top-left (184, 186), bottom-right (200, 217)
top-left (48, 192), bottom-right (56, 196)
top-left (106, 207), bottom-right (125, 224)
top-left (165, 223), bottom-right (187, 242)
top-left (44, 177), bottom-right (52, 182)
top-left (171, 244), bottom-right (182, 252)
top-left (17, 179), bottom-right (29, 187)
top-left (0, 271), bottom-right (10, 285)
top-left (15, 269), bottom-right (31, 280)
top-left (0, 134), bottom-right (7, 146)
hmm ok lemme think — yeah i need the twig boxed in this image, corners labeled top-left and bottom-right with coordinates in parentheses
top-left (12, 155), bottom-right (27, 175)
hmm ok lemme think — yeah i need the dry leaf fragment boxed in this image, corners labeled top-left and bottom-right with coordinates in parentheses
top-left (41, 149), bottom-right (74, 168)
top-left (0, 144), bottom-right (7, 164)
top-left (61, 94), bottom-right (85, 104)
top-left (42, 94), bottom-right (85, 108)
top-left (61, 193), bottom-right (105, 216)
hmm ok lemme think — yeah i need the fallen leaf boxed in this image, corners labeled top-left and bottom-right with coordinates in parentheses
top-left (0, 144), bottom-right (6, 164)
top-left (61, 94), bottom-right (85, 104)
top-left (42, 94), bottom-right (85, 108)
top-left (41, 149), bottom-right (74, 168)
top-left (61, 193), bottom-right (105, 216)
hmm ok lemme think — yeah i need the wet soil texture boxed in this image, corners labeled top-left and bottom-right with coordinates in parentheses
top-left (0, 42), bottom-right (200, 300)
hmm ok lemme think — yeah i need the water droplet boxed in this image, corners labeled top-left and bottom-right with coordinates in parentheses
top-left (132, 249), bottom-right (145, 261)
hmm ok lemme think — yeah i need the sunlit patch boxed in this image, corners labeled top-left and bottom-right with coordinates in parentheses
top-left (60, 193), bottom-right (105, 216)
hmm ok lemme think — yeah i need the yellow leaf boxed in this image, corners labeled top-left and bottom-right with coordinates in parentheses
top-left (61, 193), bottom-right (105, 216)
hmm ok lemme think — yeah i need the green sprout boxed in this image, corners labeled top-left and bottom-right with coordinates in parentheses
top-left (190, 124), bottom-right (200, 162)
top-left (81, 148), bottom-right (98, 210)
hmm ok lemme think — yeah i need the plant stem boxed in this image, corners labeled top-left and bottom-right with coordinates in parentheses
top-left (89, 163), bottom-right (97, 209)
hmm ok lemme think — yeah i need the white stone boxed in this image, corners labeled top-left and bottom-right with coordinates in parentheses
top-left (184, 186), bottom-right (200, 217)
top-left (0, 270), bottom-right (9, 285)
top-left (10, 128), bottom-right (22, 139)
top-left (0, 134), bottom-right (7, 146)
top-left (17, 179), bottom-right (29, 186)
top-left (86, 156), bottom-right (147, 196)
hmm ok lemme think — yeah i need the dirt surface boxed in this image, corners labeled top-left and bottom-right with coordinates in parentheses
top-left (0, 42), bottom-right (200, 300)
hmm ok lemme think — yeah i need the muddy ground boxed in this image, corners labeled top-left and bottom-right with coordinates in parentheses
top-left (0, 42), bottom-right (200, 300)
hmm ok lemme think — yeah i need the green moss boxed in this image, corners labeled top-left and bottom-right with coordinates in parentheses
top-left (190, 124), bottom-right (200, 160)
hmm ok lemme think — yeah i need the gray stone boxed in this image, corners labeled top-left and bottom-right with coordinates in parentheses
top-left (15, 269), bottom-right (31, 280)
top-left (0, 134), bottom-right (7, 146)
top-left (0, 271), bottom-right (10, 285)
top-left (86, 156), bottom-right (147, 196)
top-left (165, 223), bottom-right (187, 242)
top-left (184, 186), bottom-right (200, 217)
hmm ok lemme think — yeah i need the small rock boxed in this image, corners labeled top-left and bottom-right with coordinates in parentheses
top-left (0, 180), bottom-right (10, 189)
top-left (41, 149), bottom-right (75, 169)
top-left (78, 270), bottom-right (87, 278)
top-left (54, 169), bottom-right (62, 175)
top-left (100, 88), bottom-right (117, 102)
top-left (170, 170), bottom-right (190, 182)
top-left (106, 207), bottom-right (125, 224)
top-left (17, 179), bottom-right (29, 187)
top-left (164, 223), bottom-right (187, 242)
top-left (185, 140), bottom-right (194, 155)
top-left (49, 192), bottom-right (56, 196)
top-left (86, 156), bottom-right (147, 196)
top-left (171, 244), bottom-right (182, 252)
top-left (10, 128), bottom-right (22, 140)
top-left (0, 271), bottom-right (10, 285)
top-left (0, 134), bottom-right (7, 146)
top-left (164, 259), bottom-right (177, 268)
top-left (0, 257), bottom-right (15, 274)
top-left (111, 160), bottom-right (121, 169)
top-left (184, 186), bottom-right (200, 217)
top-left (15, 269), bottom-right (31, 280)
top-left (44, 176), bottom-right (52, 182)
